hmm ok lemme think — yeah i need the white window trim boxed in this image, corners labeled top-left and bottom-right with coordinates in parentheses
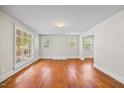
top-left (13, 23), bottom-right (34, 69)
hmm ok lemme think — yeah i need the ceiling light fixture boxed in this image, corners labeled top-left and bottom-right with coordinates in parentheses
top-left (55, 20), bottom-right (65, 28)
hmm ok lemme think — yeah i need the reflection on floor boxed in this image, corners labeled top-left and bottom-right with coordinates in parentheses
top-left (0, 58), bottom-right (124, 88)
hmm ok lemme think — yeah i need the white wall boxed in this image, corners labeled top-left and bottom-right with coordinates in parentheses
top-left (40, 35), bottom-right (79, 59)
top-left (88, 10), bottom-right (124, 84)
top-left (0, 11), bottom-right (39, 82)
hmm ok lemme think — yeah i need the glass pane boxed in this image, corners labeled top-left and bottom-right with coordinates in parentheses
top-left (68, 37), bottom-right (77, 48)
top-left (16, 27), bottom-right (33, 63)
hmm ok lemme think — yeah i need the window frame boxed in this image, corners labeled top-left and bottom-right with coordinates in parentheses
top-left (13, 23), bottom-right (34, 69)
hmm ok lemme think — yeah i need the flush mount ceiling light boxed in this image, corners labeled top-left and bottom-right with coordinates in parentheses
top-left (55, 20), bottom-right (65, 28)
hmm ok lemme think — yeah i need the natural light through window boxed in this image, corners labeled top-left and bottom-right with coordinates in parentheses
top-left (16, 26), bottom-right (33, 63)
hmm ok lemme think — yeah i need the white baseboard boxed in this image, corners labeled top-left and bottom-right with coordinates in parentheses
top-left (40, 57), bottom-right (85, 61)
top-left (94, 64), bottom-right (124, 84)
top-left (52, 57), bottom-right (67, 60)
top-left (79, 57), bottom-right (84, 60)
top-left (0, 58), bottom-right (39, 83)
top-left (40, 56), bottom-right (80, 60)
top-left (0, 71), bottom-right (14, 83)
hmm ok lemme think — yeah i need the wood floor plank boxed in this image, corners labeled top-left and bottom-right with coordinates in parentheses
top-left (0, 59), bottom-right (123, 88)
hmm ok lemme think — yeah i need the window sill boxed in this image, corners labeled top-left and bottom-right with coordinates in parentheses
top-left (14, 56), bottom-right (34, 70)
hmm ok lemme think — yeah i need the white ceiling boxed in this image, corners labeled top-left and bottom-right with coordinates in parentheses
top-left (0, 5), bottom-right (124, 35)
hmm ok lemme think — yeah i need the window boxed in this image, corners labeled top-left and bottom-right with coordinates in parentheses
top-left (68, 37), bottom-right (77, 49)
top-left (83, 35), bottom-right (94, 50)
top-left (16, 26), bottom-right (33, 63)
top-left (42, 37), bottom-right (50, 48)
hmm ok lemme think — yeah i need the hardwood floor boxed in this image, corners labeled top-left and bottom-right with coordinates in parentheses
top-left (0, 58), bottom-right (123, 88)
